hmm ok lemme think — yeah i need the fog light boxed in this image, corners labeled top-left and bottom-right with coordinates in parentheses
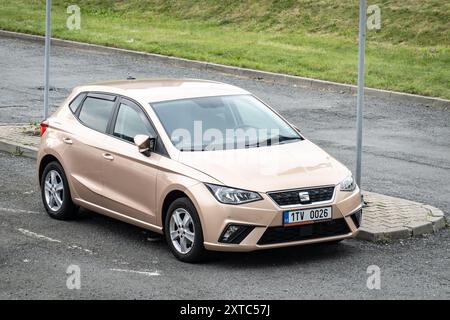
top-left (350, 209), bottom-right (363, 228)
top-left (219, 224), bottom-right (254, 244)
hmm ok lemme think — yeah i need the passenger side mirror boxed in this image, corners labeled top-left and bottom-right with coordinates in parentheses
top-left (134, 134), bottom-right (155, 157)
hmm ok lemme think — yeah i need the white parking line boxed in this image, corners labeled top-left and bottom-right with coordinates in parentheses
top-left (110, 268), bottom-right (161, 277)
top-left (17, 228), bottom-right (62, 243)
top-left (0, 207), bottom-right (41, 214)
top-left (17, 228), bottom-right (95, 254)
top-left (67, 244), bottom-right (93, 255)
top-left (16, 229), bottom-right (160, 278)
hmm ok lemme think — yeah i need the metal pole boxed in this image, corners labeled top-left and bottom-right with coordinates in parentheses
top-left (356, 0), bottom-right (366, 188)
top-left (43, 0), bottom-right (52, 120)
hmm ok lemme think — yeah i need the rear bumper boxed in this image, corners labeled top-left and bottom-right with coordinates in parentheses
top-left (186, 183), bottom-right (362, 252)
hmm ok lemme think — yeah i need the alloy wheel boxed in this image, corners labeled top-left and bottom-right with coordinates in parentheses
top-left (44, 170), bottom-right (64, 211)
top-left (169, 208), bottom-right (195, 254)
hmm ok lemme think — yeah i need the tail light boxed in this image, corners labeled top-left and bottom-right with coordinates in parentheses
top-left (40, 121), bottom-right (49, 137)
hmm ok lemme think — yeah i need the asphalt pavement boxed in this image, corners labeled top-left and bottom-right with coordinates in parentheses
top-left (0, 36), bottom-right (449, 299)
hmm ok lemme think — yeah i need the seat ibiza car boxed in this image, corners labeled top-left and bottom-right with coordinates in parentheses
top-left (37, 79), bottom-right (362, 262)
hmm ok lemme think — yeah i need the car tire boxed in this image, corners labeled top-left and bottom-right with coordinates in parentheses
top-left (41, 161), bottom-right (77, 220)
top-left (164, 197), bottom-right (205, 263)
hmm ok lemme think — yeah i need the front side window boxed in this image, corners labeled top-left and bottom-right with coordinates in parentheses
top-left (151, 94), bottom-right (301, 151)
top-left (78, 96), bottom-right (115, 133)
top-left (113, 102), bottom-right (153, 142)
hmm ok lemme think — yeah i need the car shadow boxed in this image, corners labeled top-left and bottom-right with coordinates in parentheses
top-left (75, 207), bottom-right (166, 243)
top-left (206, 241), bottom-right (356, 268)
top-left (75, 208), bottom-right (358, 267)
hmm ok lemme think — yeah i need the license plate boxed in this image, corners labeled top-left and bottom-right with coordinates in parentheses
top-left (283, 207), bottom-right (332, 226)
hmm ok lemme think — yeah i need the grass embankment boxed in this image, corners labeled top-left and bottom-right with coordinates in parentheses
top-left (0, 0), bottom-right (448, 98)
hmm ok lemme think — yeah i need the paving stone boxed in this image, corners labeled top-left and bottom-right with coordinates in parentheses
top-left (361, 191), bottom-right (446, 241)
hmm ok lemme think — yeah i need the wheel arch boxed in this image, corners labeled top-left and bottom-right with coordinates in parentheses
top-left (161, 190), bottom-right (189, 232)
top-left (160, 185), bottom-right (206, 233)
top-left (38, 154), bottom-right (62, 184)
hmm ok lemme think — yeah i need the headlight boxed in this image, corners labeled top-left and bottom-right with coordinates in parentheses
top-left (205, 183), bottom-right (262, 205)
top-left (340, 174), bottom-right (356, 191)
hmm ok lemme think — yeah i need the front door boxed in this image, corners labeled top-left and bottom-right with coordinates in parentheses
top-left (101, 98), bottom-right (161, 225)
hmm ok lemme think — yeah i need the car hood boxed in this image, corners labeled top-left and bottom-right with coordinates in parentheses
top-left (177, 140), bottom-right (350, 192)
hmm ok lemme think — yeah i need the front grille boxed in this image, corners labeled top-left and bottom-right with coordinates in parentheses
top-left (258, 218), bottom-right (350, 245)
top-left (268, 186), bottom-right (335, 206)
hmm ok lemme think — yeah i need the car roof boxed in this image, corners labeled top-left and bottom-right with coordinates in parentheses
top-left (75, 79), bottom-right (250, 103)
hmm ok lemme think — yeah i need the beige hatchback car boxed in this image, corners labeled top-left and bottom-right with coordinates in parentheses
top-left (37, 79), bottom-right (362, 262)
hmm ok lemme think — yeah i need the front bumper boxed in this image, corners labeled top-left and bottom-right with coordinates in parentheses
top-left (187, 183), bottom-right (363, 252)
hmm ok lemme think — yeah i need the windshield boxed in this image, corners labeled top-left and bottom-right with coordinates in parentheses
top-left (151, 94), bottom-right (302, 151)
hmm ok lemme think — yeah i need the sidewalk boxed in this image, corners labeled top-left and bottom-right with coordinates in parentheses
top-left (0, 124), bottom-right (446, 242)
top-left (360, 192), bottom-right (446, 241)
top-left (0, 123), bottom-right (39, 158)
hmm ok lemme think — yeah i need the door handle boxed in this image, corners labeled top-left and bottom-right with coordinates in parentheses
top-left (102, 153), bottom-right (114, 161)
top-left (63, 138), bottom-right (73, 145)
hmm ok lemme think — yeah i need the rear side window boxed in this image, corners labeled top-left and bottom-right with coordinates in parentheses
top-left (68, 93), bottom-right (85, 113)
top-left (78, 96), bottom-right (115, 133)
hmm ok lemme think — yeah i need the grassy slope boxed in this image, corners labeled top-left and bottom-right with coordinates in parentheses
top-left (0, 0), bottom-right (448, 98)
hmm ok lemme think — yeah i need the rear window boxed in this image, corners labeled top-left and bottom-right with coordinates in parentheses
top-left (78, 97), bottom-right (115, 133)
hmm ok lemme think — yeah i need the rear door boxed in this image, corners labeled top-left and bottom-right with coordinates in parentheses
top-left (101, 97), bottom-right (163, 225)
top-left (62, 92), bottom-right (117, 207)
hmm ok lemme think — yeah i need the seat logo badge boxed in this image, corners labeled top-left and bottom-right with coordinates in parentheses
top-left (299, 191), bottom-right (310, 203)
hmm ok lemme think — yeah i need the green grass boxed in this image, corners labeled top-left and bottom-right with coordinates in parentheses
top-left (0, 0), bottom-right (449, 98)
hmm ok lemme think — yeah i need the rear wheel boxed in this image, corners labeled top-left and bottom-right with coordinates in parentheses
top-left (41, 161), bottom-right (77, 220)
top-left (164, 197), bottom-right (205, 263)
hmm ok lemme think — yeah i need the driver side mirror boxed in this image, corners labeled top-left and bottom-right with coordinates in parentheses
top-left (134, 134), bottom-right (156, 157)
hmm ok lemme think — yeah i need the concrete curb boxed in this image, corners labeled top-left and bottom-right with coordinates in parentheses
top-left (0, 138), bottom-right (38, 159)
top-left (1, 29), bottom-right (449, 108)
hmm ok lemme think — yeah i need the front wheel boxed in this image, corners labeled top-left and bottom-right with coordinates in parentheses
top-left (41, 161), bottom-right (77, 220)
top-left (164, 197), bottom-right (205, 263)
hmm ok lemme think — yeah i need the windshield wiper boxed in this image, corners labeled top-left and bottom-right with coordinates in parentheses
top-left (245, 135), bottom-right (302, 148)
top-left (278, 135), bottom-right (303, 144)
